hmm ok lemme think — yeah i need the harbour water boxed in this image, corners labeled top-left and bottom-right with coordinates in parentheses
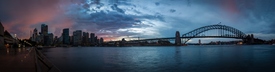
top-left (42, 45), bottom-right (275, 72)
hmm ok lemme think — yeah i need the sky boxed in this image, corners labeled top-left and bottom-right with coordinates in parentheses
top-left (0, 0), bottom-right (275, 43)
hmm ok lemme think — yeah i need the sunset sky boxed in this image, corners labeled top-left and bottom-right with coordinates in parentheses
top-left (0, 0), bottom-right (274, 42)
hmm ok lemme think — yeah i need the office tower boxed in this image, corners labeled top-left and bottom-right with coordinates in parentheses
top-left (82, 32), bottom-right (89, 45)
top-left (73, 30), bottom-right (82, 46)
top-left (99, 37), bottom-right (104, 44)
top-left (48, 33), bottom-right (54, 46)
top-left (41, 24), bottom-right (48, 45)
top-left (62, 28), bottom-right (70, 44)
top-left (31, 28), bottom-right (38, 42)
top-left (41, 24), bottom-right (48, 36)
top-left (90, 33), bottom-right (95, 45)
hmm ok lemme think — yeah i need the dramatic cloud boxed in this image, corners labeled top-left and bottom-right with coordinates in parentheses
top-left (0, 0), bottom-right (73, 37)
top-left (0, 0), bottom-right (274, 42)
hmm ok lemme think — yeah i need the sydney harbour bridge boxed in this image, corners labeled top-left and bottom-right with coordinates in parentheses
top-left (127, 24), bottom-right (251, 45)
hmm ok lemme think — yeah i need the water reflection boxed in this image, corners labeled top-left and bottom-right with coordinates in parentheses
top-left (174, 46), bottom-right (181, 69)
top-left (42, 45), bottom-right (275, 72)
top-left (102, 47), bottom-right (162, 72)
top-left (5, 47), bottom-right (29, 55)
top-left (6, 48), bottom-right (9, 54)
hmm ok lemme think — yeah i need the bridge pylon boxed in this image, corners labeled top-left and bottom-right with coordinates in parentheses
top-left (175, 31), bottom-right (181, 46)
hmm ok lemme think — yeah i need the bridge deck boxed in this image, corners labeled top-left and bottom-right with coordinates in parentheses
top-left (130, 36), bottom-right (244, 41)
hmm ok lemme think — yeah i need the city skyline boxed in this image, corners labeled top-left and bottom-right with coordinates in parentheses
top-left (28, 24), bottom-right (106, 44)
top-left (28, 23), bottom-right (105, 46)
top-left (0, 0), bottom-right (275, 43)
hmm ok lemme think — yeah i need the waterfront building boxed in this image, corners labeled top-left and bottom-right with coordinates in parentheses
top-left (31, 28), bottom-right (38, 43)
top-left (62, 28), bottom-right (70, 44)
top-left (99, 37), bottom-right (104, 44)
top-left (44, 35), bottom-right (49, 46)
top-left (41, 24), bottom-right (48, 45)
top-left (48, 33), bottom-right (54, 46)
top-left (70, 36), bottom-right (73, 45)
top-left (0, 22), bottom-right (4, 48)
top-left (90, 33), bottom-right (95, 45)
top-left (82, 32), bottom-right (89, 45)
top-left (41, 24), bottom-right (48, 35)
top-left (36, 35), bottom-right (43, 45)
top-left (58, 36), bottom-right (63, 44)
top-left (95, 36), bottom-right (98, 45)
top-left (73, 30), bottom-right (82, 46)
top-left (245, 34), bottom-right (255, 44)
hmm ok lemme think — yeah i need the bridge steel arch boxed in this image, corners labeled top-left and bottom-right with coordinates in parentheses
top-left (181, 24), bottom-right (246, 44)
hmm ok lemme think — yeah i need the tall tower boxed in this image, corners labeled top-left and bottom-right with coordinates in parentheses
top-left (99, 37), bottom-right (104, 44)
top-left (82, 32), bottom-right (89, 45)
top-left (41, 24), bottom-right (48, 45)
top-left (41, 24), bottom-right (48, 36)
top-left (32, 28), bottom-right (38, 42)
top-left (175, 31), bottom-right (181, 46)
top-left (62, 28), bottom-right (70, 44)
top-left (73, 30), bottom-right (82, 46)
top-left (90, 33), bottom-right (95, 45)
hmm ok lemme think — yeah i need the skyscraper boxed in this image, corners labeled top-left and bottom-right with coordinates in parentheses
top-left (95, 36), bottom-right (98, 45)
top-left (99, 37), bottom-right (104, 44)
top-left (41, 24), bottom-right (48, 45)
top-left (62, 28), bottom-right (70, 44)
top-left (41, 24), bottom-right (48, 36)
top-left (31, 28), bottom-right (38, 42)
top-left (48, 33), bottom-right (54, 46)
top-left (82, 32), bottom-right (89, 45)
top-left (175, 31), bottom-right (181, 46)
top-left (90, 33), bottom-right (95, 45)
top-left (73, 30), bottom-right (82, 46)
